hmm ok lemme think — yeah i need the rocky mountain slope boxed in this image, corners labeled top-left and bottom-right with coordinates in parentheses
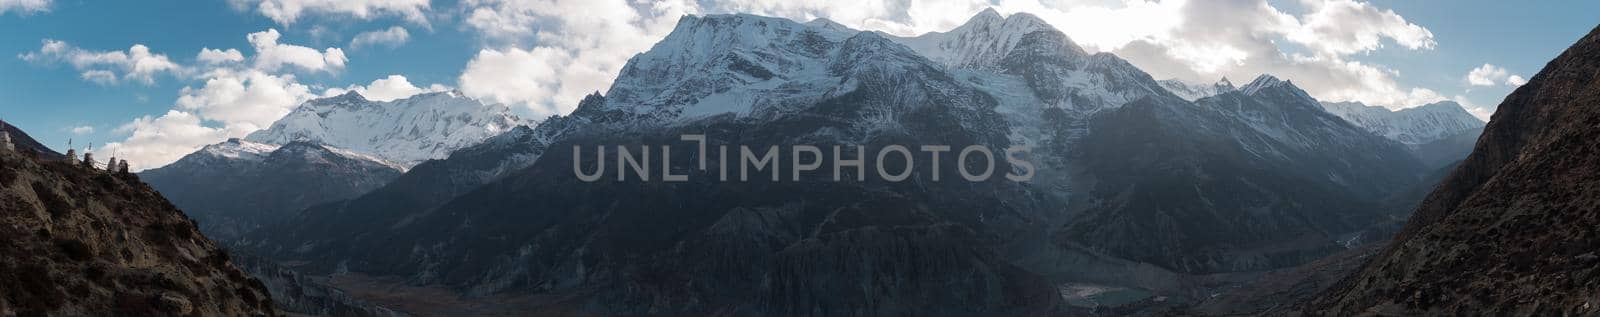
top-left (230, 253), bottom-right (410, 317)
top-left (0, 129), bottom-right (276, 316)
top-left (1410, 126), bottom-right (1483, 168)
top-left (1, 119), bottom-right (62, 159)
top-left (1302, 25), bottom-right (1600, 315)
top-left (142, 139), bottom-right (403, 240)
top-left (1059, 76), bottom-right (1424, 275)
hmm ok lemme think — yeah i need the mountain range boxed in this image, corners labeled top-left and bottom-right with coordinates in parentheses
top-left (1322, 100), bottom-right (1485, 167)
top-left (3, 6), bottom-right (1592, 316)
top-left (140, 91), bottom-right (526, 241)
top-left (144, 9), bottom-right (1483, 315)
top-left (244, 90), bottom-right (526, 169)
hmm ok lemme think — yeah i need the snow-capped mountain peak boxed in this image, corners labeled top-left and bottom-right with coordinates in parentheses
top-left (1321, 100), bottom-right (1485, 145)
top-left (199, 138), bottom-right (279, 161)
top-left (1240, 74), bottom-right (1290, 95)
top-left (1159, 77), bottom-right (1238, 101)
top-left (243, 91), bottom-right (525, 168)
top-left (891, 8), bottom-right (1072, 71)
top-left (602, 13), bottom-right (857, 117)
top-left (1239, 74), bottom-right (1320, 106)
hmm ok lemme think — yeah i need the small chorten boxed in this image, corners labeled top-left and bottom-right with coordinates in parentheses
top-left (82, 151), bottom-right (96, 169)
top-left (0, 122), bottom-right (14, 152)
top-left (117, 159), bottom-right (130, 174)
top-left (106, 155), bottom-right (119, 171)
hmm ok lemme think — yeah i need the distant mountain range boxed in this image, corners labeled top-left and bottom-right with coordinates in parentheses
top-left (243, 90), bottom-right (526, 169)
top-left (1321, 100), bottom-right (1484, 168)
top-left (141, 91), bottom-right (524, 241)
top-left (1320, 100), bottom-right (1483, 146)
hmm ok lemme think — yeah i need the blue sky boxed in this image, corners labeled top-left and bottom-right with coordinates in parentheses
top-left (1, 0), bottom-right (1596, 169)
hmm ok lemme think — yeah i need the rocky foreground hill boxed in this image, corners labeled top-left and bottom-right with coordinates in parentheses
top-left (1301, 25), bottom-right (1600, 315)
top-left (0, 140), bottom-right (276, 316)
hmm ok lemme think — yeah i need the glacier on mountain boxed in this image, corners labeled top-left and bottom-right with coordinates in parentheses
top-left (244, 90), bottom-right (526, 168)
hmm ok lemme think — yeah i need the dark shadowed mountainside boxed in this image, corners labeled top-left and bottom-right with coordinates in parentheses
top-left (1302, 25), bottom-right (1600, 316)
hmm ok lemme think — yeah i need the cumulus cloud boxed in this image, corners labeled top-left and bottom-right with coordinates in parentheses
top-left (324, 74), bottom-right (447, 101)
top-left (0, 0), bottom-right (50, 15)
top-left (456, 0), bottom-right (697, 116)
top-left (102, 69), bottom-right (318, 171)
top-left (1050, 0), bottom-right (1445, 109)
top-left (175, 69), bottom-right (316, 130)
top-left (248, 29), bottom-right (348, 73)
top-left (197, 48), bottom-right (245, 64)
top-left (229, 0), bottom-right (429, 26)
top-left (349, 26), bottom-right (410, 49)
top-left (68, 125), bottom-right (94, 135)
top-left (100, 111), bottom-right (246, 171)
top-left (1505, 75), bottom-right (1527, 87)
top-left (1466, 64), bottom-right (1508, 86)
top-left (1285, 0), bottom-right (1434, 57)
top-left (19, 39), bottom-right (185, 84)
top-left (1465, 63), bottom-right (1527, 88)
top-left (459, 47), bottom-right (571, 116)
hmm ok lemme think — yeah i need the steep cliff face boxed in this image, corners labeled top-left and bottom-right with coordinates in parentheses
top-left (230, 254), bottom-right (409, 317)
top-left (0, 143), bottom-right (276, 316)
top-left (1303, 25), bottom-right (1600, 315)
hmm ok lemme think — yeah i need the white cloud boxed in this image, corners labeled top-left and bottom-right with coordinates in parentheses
top-left (350, 26), bottom-right (410, 49)
top-left (229, 0), bottom-right (429, 26)
top-left (175, 68), bottom-right (316, 131)
top-left (197, 47), bottom-right (245, 64)
top-left (1463, 64), bottom-right (1526, 88)
top-left (1466, 63), bottom-right (1509, 87)
top-left (248, 29), bottom-right (348, 73)
top-left (68, 125), bottom-right (94, 135)
top-left (1285, 0), bottom-right (1434, 57)
top-left (1505, 75), bottom-right (1527, 87)
top-left (325, 74), bottom-right (448, 101)
top-left (80, 70), bottom-right (117, 85)
top-left (456, 0), bottom-right (697, 116)
top-left (19, 39), bottom-right (185, 84)
top-left (100, 111), bottom-right (246, 171)
top-left (1059, 0), bottom-right (1445, 109)
top-left (459, 47), bottom-right (571, 116)
top-left (102, 69), bottom-right (317, 170)
top-left (0, 0), bottom-right (50, 15)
